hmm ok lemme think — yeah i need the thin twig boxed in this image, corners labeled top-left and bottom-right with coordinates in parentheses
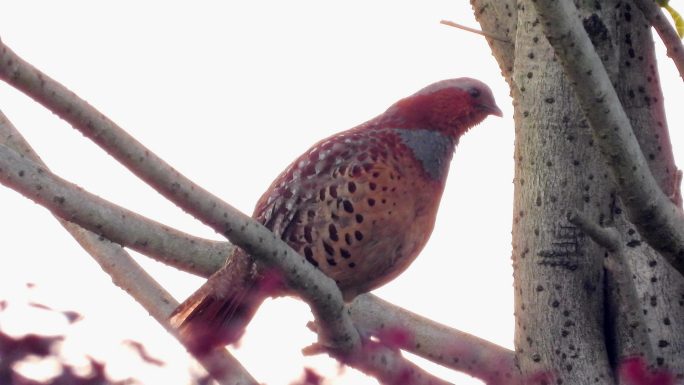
top-left (633, 0), bottom-right (684, 81)
top-left (530, 0), bottom-right (684, 276)
top-left (440, 20), bottom-right (511, 43)
top-left (0, 110), bottom-right (256, 385)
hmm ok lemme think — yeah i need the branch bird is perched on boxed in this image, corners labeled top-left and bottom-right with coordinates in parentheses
top-left (170, 78), bottom-right (503, 353)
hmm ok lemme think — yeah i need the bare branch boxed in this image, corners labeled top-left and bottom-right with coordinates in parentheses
top-left (0, 38), bottom-right (361, 356)
top-left (65, 222), bottom-right (258, 385)
top-left (633, 0), bottom-right (684, 81)
top-left (0, 111), bottom-right (256, 385)
top-left (530, 0), bottom-right (684, 277)
top-left (0, 111), bottom-right (228, 277)
top-left (349, 294), bottom-right (520, 384)
top-left (341, 340), bottom-right (454, 385)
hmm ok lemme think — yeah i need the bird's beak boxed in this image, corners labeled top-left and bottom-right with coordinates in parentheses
top-left (483, 104), bottom-right (504, 118)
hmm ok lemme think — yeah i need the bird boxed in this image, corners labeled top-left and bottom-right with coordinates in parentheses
top-left (169, 78), bottom-right (503, 353)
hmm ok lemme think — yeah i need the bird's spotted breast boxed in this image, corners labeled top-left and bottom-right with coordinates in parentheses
top-left (393, 129), bottom-right (455, 180)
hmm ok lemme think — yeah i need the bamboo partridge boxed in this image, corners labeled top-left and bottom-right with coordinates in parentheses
top-left (170, 78), bottom-right (503, 352)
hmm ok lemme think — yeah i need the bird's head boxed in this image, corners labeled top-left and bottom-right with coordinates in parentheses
top-left (382, 78), bottom-right (503, 139)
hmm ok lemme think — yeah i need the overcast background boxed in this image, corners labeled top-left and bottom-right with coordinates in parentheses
top-left (0, 2), bottom-right (682, 384)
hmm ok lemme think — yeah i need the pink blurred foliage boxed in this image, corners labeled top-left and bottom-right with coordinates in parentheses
top-left (374, 326), bottom-right (413, 350)
top-left (288, 367), bottom-right (325, 385)
top-left (258, 268), bottom-right (285, 297)
top-left (618, 356), bottom-right (675, 385)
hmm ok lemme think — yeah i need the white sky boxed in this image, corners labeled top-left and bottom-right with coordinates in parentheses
top-left (0, 2), bottom-right (682, 385)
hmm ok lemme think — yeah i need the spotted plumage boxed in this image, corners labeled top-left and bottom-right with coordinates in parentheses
top-left (170, 78), bottom-right (503, 352)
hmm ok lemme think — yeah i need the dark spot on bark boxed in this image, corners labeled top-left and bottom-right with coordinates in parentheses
top-left (626, 240), bottom-right (641, 248)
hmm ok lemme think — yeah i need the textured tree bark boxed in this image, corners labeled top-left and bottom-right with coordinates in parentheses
top-left (612, 0), bottom-right (684, 374)
top-left (475, 0), bottom-right (684, 382)
top-left (511, 1), bottom-right (613, 382)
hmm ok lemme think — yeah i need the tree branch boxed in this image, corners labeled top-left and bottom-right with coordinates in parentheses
top-left (65, 222), bottom-right (258, 385)
top-left (0, 37), bottom-right (362, 356)
top-left (0, 111), bottom-right (229, 277)
top-left (349, 294), bottom-right (520, 384)
top-left (0, 110), bottom-right (256, 385)
top-left (633, 0), bottom-right (684, 81)
top-left (530, 0), bottom-right (684, 277)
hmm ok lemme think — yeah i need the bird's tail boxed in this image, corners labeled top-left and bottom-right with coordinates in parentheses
top-left (169, 249), bottom-right (272, 354)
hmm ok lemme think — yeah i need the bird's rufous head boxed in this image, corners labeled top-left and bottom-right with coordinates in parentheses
top-left (382, 78), bottom-right (503, 139)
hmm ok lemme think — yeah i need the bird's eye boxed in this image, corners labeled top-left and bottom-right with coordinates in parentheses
top-left (469, 88), bottom-right (481, 98)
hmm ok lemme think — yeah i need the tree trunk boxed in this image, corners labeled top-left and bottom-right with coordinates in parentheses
top-left (475, 0), bottom-right (684, 382)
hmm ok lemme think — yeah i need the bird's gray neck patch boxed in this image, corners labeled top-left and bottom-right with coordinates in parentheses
top-left (394, 129), bottom-right (456, 180)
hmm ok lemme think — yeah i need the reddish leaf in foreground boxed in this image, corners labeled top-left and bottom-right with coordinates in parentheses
top-left (289, 367), bottom-right (325, 385)
top-left (619, 357), bottom-right (675, 385)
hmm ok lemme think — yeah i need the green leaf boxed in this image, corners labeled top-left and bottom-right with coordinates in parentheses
top-left (665, 4), bottom-right (684, 38)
